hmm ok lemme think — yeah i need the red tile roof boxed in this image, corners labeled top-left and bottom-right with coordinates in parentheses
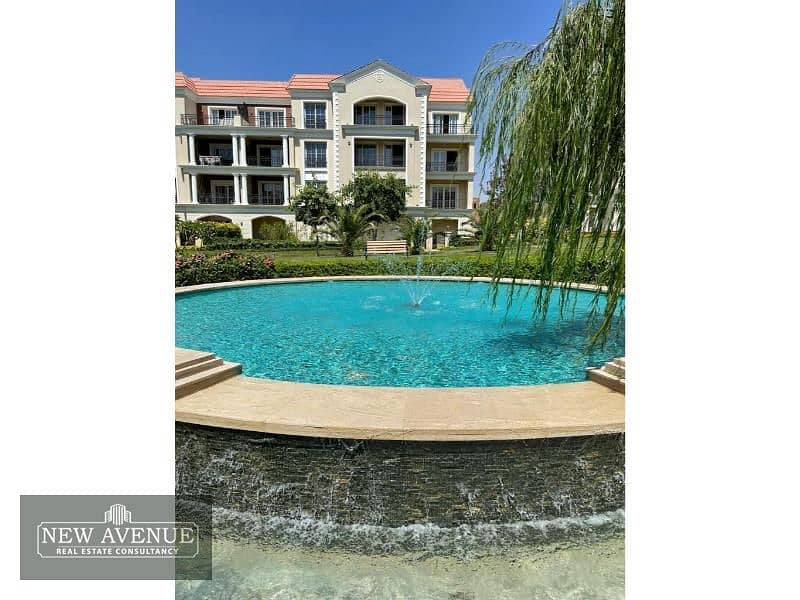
top-left (176, 72), bottom-right (469, 101)
top-left (287, 74), bottom-right (340, 90)
top-left (175, 72), bottom-right (289, 98)
top-left (420, 78), bottom-right (470, 102)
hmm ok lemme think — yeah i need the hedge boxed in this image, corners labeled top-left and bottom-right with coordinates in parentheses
top-left (203, 238), bottom-right (342, 251)
top-left (175, 252), bottom-right (614, 287)
top-left (176, 221), bottom-right (242, 245)
top-left (175, 252), bottom-right (275, 287)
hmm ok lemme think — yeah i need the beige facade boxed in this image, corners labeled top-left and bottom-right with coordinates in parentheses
top-left (175, 60), bottom-right (477, 241)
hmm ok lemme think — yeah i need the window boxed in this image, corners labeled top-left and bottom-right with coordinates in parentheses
top-left (431, 150), bottom-right (459, 171)
top-left (304, 103), bottom-right (327, 129)
top-left (256, 144), bottom-right (283, 167)
top-left (305, 142), bottom-right (327, 168)
top-left (355, 144), bottom-right (377, 166)
top-left (258, 181), bottom-right (283, 204)
top-left (354, 104), bottom-right (376, 125)
top-left (211, 180), bottom-right (235, 203)
top-left (432, 113), bottom-right (459, 134)
top-left (209, 143), bottom-right (234, 165)
top-left (385, 104), bottom-right (405, 125)
top-left (208, 107), bottom-right (236, 126)
top-left (430, 185), bottom-right (458, 209)
top-left (256, 108), bottom-right (286, 128)
top-left (384, 144), bottom-right (404, 167)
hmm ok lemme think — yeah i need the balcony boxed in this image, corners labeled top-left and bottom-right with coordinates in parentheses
top-left (249, 194), bottom-right (285, 206)
top-left (246, 154), bottom-right (285, 168)
top-left (426, 157), bottom-right (473, 181)
top-left (426, 159), bottom-right (469, 172)
top-left (353, 115), bottom-right (407, 126)
top-left (198, 193), bottom-right (234, 205)
top-left (427, 123), bottom-right (472, 135)
top-left (354, 156), bottom-right (406, 170)
top-left (253, 115), bottom-right (294, 128)
top-left (178, 114), bottom-right (295, 128)
top-left (427, 197), bottom-right (460, 210)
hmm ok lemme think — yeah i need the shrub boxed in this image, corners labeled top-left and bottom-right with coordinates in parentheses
top-left (254, 220), bottom-right (298, 241)
top-left (203, 239), bottom-right (341, 251)
top-left (176, 220), bottom-right (242, 245)
top-left (175, 251), bottom-right (615, 286)
top-left (175, 252), bottom-right (275, 286)
top-left (448, 234), bottom-right (480, 247)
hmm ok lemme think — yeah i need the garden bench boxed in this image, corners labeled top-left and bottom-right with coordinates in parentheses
top-left (365, 240), bottom-right (408, 257)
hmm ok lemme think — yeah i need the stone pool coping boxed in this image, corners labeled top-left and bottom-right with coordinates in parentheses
top-left (175, 276), bottom-right (624, 441)
top-left (175, 376), bottom-right (623, 441)
top-left (175, 275), bottom-right (609, 295)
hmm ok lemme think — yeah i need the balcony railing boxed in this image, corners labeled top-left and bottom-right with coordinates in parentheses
top-left (249, 193), bottom-right (285, 206)
top-left (427, 197), bottom-right (460, 209)
top-left (426, 160), bottom-right (468, 172)
top-left (426, 123), bottom-right (472, 135)
top-left (178, 114), bottom-right (295, 128)
top-left (354, 156), bottom-right (406, 169)
top-left (254, 115), bottom-right (294, 128)
top-left (198, 155), bottom-right (233, 166)
top-left (198, 193), bottom-right (234, 205)
top-left (352, 115), bottom-right (407, 126)
top-left (246, 155), bottom-right (285, 167)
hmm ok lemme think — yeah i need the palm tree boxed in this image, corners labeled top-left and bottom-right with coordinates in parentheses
top-left (469, 0), bottom-right (624, 344)
top-left (397, 215), bottom-right (430, 255)
top-left (323, 203), bottom-right (385, 257)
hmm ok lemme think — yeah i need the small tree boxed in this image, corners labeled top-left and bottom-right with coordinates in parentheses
top-left (323, 202), bottom-right (385, 257)
top-left (340, 172), bottom-right (412, 223)
top-left (397, 215), bottom-right (430, 255)
top-left (468, 200), bottom-right (500, 251)
top-left (290, 184), bottom-right (337, 255)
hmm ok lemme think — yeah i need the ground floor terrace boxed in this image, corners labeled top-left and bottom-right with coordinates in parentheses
top-left (176, 204), bottom-right (474, 242)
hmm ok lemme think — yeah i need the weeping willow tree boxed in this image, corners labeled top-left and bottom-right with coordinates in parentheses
top-left (469, 0), bottom-right (624, 345)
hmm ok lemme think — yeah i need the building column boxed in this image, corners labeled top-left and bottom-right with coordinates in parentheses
top-left (241, 174), bottom-right (248, 204)
top-left (239, 136), bottom-right (248, 166)
top-left (190, 174), bottom-right (198, 204)
top-left (188, 134), bottom-right (196, 164)
top-left (231, 135), bottom-right (240, 166)
top-left (282, 135), bottom-right (289, 167)
top-left (233, 174), bottom-right (241, 205)
top-left (283, 176), bottom-right (290, 205)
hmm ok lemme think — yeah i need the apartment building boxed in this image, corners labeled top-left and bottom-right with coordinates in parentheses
top-left (175, 59), bottom-right (476, 242)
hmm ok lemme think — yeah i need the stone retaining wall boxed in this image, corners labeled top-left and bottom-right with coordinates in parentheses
top-left (176, 423), bottom-right (624, 528)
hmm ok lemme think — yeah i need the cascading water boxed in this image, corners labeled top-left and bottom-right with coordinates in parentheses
top-left (175, 423), bottom-right (625, 598)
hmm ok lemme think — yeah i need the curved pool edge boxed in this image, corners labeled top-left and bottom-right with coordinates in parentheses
top-left (175, 275), bottom-right (610, 295)
top-left (175, 275), bottom-right (624, 441)
top-left (175, 372), bottom-right (624, 441)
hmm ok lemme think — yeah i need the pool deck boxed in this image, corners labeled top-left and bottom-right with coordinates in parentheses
top-left (175, 277), bottom-right (623, 441)
top-left (175, 375), bottom-right (624, 441)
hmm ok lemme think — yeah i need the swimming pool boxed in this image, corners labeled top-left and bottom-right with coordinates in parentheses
top-left (175, 279), bottom-right (624, 388)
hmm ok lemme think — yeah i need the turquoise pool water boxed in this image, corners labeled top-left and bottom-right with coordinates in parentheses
top-left (175, 280), bottom-right (624, 387)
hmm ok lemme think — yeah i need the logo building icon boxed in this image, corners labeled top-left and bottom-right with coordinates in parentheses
top-left (103, 504), bottom-right (132, 526)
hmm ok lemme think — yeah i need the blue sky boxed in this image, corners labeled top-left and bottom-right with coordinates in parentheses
top-left (176, 0), bottom-right (564, 197)
top-left (176, 0), bottom-right (563, 85)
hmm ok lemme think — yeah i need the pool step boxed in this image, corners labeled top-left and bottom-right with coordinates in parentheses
top-left (175, 356), bottom-right (223, 380)
top-left (586, 357), bottom-right (626, 393)
top-left (175, 349), bottom-right (217, 371)
top-left (175, 348), bottom-right (241, 399)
